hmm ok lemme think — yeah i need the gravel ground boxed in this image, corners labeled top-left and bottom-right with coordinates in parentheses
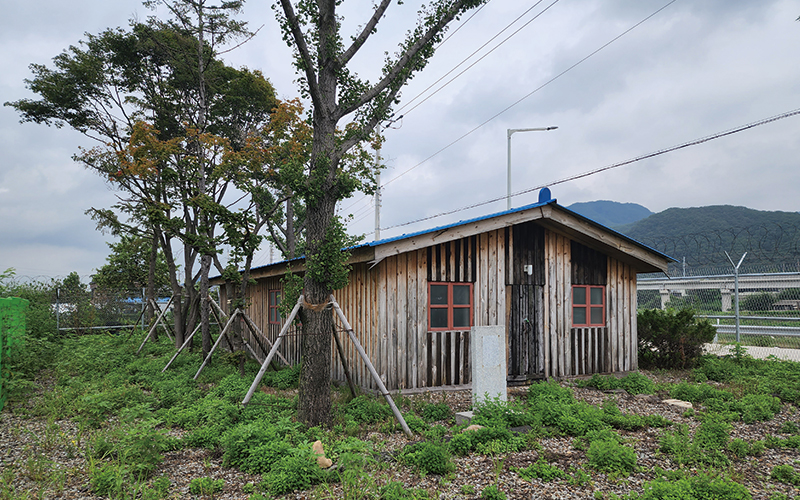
top-left (3, 372), bottom-right (800, 499)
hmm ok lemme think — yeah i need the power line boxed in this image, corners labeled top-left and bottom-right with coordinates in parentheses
top-left (381, 0), bottom-right (677, 190)
top-left (395, 0), bottom-right (556, 117)
top-left (346, 0), bottom-right (677, 233)
top-left (373, 107), bottom-right (800, 235)
top-left (343, 0), bottom-right (560, 216)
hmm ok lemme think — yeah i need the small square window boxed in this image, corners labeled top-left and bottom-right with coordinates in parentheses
top-left (573, 285), bottom-right (605, 327)
top-left (429, 282), bottom-right (473, 331)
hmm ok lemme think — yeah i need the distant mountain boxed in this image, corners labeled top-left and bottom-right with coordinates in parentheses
top-left (567, 200), bottom-right (653, 229)
top-left (620, 205), bottom-right (800, 268)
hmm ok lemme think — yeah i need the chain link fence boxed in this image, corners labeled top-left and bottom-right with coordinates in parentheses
top-left (638, 263), bottom-right (800, 361)
top-left (54, 286), bottom-right (172, 334)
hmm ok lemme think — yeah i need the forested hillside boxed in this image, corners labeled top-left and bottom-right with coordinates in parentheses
top-left (620, 205), bottom-right (800, 267)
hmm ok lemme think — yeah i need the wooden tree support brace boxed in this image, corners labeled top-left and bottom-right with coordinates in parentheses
top-left (193, 309), bottom-right (240, 380)
top-left (242, 295), bottom-right (304, 405)
top-left (207, 300), bottom-right (234, 353)
top-left (330, 295), bottom-right (412, 438)
top-left (161, 321), bottom-right (202, 372)
top-left (149, 298), bottom-right (174, 343)
top-left (332, 327), bottom-right (358, 399)
top-left (243, 339), bottom-right (263, 364)
top-left (127, 302), bottom-right (149, 339)
top-left (137, 295), bottom-right (175, 354)
top-left (210, 296), bottom-right (289, 367)
top-left (240, 310), bottom-right (290, 366)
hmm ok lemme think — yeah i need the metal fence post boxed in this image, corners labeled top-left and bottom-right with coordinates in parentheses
top-left (725, 252), bottom-right (747, 343)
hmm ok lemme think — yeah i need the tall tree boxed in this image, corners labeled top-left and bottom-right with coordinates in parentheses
top-left (6, 21), bottom-right (277, 351)
top-left (93, 235), bottom-right (171, 293)
top-left (274, 0), bottom-right (487, 426)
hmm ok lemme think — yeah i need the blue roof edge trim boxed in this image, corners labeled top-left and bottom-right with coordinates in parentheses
top-left (357, 198), bottom-right (557, 249)
top-left (217, 196), bottom-right (675, 278)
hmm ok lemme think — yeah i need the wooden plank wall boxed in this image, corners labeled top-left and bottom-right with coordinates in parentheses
top-left (543, 230), bottom-right (571, 378)
top-left (240, 277), bottom-right (303, 366)
top-left (542, 230), bottom-right (638, 377)
top-left (506, 222), bottom-right (546, 382)
top-left (507, 284), bottom-right (544, 381)
top-left (239, 227), bottom-right (639, 387)
top-left (607, 258), bottom-right (638, 372)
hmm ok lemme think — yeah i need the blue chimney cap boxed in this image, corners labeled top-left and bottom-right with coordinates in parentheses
top-left (538, 187), bottom-right (552, 203)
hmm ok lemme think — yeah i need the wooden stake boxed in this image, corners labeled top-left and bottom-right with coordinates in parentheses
top-left (332, 327), bottom-right (358, 399)
top-left (330, 295), bottom-right (412, 438)
top-left (137, 295), bottom-right (174, 354)
top-left (242, 295), bottom-right (304, 405)
top-left (161, 322), bottom-right (202, 372)
top-left (193, 309), bottom-right (240, 380)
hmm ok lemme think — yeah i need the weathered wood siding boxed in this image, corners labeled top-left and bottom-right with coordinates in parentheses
top-left (540, 232), bottom-right (637, 377)
top-left (507, 222), bottom-right (546, 381)
top-left (607, 257), bottom-right (638, 372)
top-left (236, 222), bottom-right (639, 390)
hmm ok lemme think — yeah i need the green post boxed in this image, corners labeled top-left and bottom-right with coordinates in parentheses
top-left (0, 297), bottom-right (29, 411)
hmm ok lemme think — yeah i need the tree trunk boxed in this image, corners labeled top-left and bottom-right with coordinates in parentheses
top-left (200, 253), bottom-right (212, 359)
top-left (147, 234), bottom-right (158, 341)
top-left (286, 193), bottom-right (296, 259)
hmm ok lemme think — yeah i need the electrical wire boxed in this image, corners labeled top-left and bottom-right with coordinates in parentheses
top-left (381, 0), bottom-right (677, 190)
top-left (372, 107), bottom-right (800, 235)
top-left (342, 0), bottom-right (559, 216)
top-left (395, 0), bottom-right (555, 116)
top-left (346, 0), bottom-right (677, 233)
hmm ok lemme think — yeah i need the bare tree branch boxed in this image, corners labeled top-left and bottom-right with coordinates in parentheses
top-left (277, 0), bottom-right (322, 112)
top-left (337, 0), bottom-right (393, 68)
top-left (337, 0), bottom-right (470, 119)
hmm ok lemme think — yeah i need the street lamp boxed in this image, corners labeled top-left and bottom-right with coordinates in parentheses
top-left (507, 126), bottom-right (557, 210)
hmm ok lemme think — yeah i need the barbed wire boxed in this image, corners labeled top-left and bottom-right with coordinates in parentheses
top-left (637, 221), bottom-right (800, 268)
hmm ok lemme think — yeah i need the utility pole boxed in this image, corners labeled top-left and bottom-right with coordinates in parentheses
top-left (507, 126), bottom-right (557, 210)
top-left (374, 123), bottom-right (382, 241)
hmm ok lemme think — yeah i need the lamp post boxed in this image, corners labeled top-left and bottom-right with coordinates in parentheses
top-left (507, 126), bottom-right (557, 210)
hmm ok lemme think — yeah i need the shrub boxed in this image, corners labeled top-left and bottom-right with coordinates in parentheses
top-left (89, 463), bottom-right (127, 497)
top-left (419, 402), bottom-right (452, 422)
top-left (262, 364), bottom-right (301, 390)
top-left (449, 432), bottom-right (473, 456)
top-left (771, 464), bottom-right (800, 485)
top-left (189, 477), bottom-right (224, 495)
top-left (637, 308), bottom-right (716, 369)
top-left (621, 372), bottom-right (656, 395)
top-left (343, 395), bottom-right (392, 424)
top-left (260, 445), bottom-right (324, 496)
top-left (627, 472), bottom-right (752, 500)
top-left (403, 413), bottom-right (429, 434)
top-left (379, 481), bottom-right (433, 499)
top-left (472, 396), bottom-right (536, 428)
top-left (400, 441), bottom-right (454, 475)
top-left (514, 457), bottom-right (567, 482)
top-left (586, 439), bottom-right (637, 474)
top-left (220, 420), bottom-right (301, 471)
top-left (481, 484), bottom-right (507, 500)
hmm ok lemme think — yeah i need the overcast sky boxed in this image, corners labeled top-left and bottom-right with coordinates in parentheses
top-left (2, 0), bottom-right (799, 281)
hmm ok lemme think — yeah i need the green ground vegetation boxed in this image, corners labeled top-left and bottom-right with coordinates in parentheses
top-left (4, 325), bottom-right (800, 499)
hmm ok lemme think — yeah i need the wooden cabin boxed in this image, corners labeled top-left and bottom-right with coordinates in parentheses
top-left (217, 193), bottom-right (673, 392)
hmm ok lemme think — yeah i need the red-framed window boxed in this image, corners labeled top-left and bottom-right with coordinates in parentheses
top-left (428, 282), bottom-right (473, 331)
top-left (572, 285), bottom-right (605, 327)
top-left (268, 290), bottom-right (281, 325)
